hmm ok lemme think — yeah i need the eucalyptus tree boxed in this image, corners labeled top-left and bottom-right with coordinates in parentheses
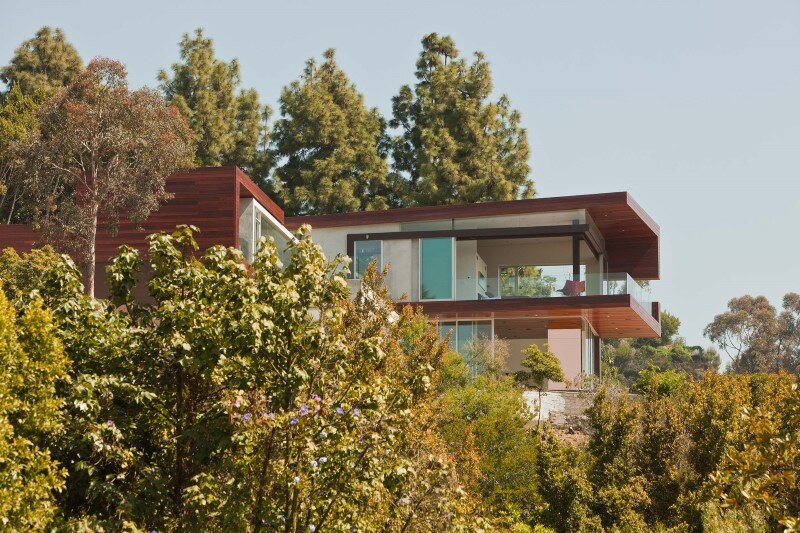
top-left (17, 58), bottom-right (194, 295)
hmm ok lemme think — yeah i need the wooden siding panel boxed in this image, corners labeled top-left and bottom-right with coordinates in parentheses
top-left (96, 167), bottom-right (238, 261)
top-left (0, 225), bottom-right (40, 254)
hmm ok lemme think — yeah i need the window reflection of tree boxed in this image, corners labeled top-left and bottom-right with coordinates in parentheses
top-left (499, 266), bottom-right (557, 298)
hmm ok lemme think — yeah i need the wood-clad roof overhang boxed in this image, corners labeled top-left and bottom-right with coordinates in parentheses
top-left (285, 192), bottom-right (660, 280)
top-left (400, 294), bottom-right (662, 339)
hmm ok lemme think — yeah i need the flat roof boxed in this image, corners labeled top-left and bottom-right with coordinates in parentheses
top-left (287, 192), bottom-right (660, 279)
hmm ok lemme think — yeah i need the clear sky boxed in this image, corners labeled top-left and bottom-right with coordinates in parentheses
top-left (3, 0), bottom-right (799, 349)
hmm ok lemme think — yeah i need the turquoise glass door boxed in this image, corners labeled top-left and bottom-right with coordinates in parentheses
top-left (420, 237), bottom-right (454, 300)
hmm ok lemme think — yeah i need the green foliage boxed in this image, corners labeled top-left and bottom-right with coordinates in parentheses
top-left (159, 29), bottom-right (271, 183)
top-left (0, 27), bottom-right (82, 97)
top-left (709, 381), bottom-right (800, 530)
top-left (0, 78), bottom-right (42, 223)
top-left (585, 386), bottom-right (649, 530)
top-left (517, 343), bottom-right (566, 429)
top-left (705, 293), bottom-right (800, 373)
top-left (633, 367), bottom-right (686, 397)
top-left (633, 388), bottom-right (690, 526)
top-left (605, 311), bottom-right (719, 385)
top-left (390, 33), bottom-right (533, 206)
top-left (519, 343), bottom-right (565, 388)
top-left (0, 287), bottom-right (69, 529)
top-left (271, 49), bottom-right (392, 215)
top-left (0, 229), bottom-right (489, 529)
top-left (439, 370), bottom-right (538, 524)
top-left (533, 431), bottom-right (601, 532)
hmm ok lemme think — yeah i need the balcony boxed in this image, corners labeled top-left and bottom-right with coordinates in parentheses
top-left (455, 271), bottom-right (652, 312)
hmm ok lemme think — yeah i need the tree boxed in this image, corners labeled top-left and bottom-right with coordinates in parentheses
top-left (5, 227), bottom-right (480, 529)
top-left (390, 33), bottom-right (533, 206)
top-left (437, 338), bottom-right (539, 527)
top-left (271, 49), bottom-right (392, 215)
top-left (709, 380), bottom-right (800, 531)
top-left (704, 294), bottom-right (800, 372)
top-left (517, 343), bottom-right (565, 429)
top-left (0, 84), bottom-right (40, 223)
top-left (0, 27), bottom-right (82, 97)
top-left (0, 289), bottom-right (69, 528)
top-left (16, 58), bottom-right (194, 296)
top-left (585, 386), bottom-right (649, 530)
top-left (533, 430), bottom-right (601, 532)
top-left (605, 310), bottom-right (719, 384)
top-left (158, 29), bottom-right (270, 184)
top-left (633, 378), bottom-right (691, 526)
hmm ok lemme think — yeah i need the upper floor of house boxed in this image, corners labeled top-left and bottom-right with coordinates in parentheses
top-left (284, 190), bottom-right (661, 338)
top-left (0, 167), bottom-right (661, 338)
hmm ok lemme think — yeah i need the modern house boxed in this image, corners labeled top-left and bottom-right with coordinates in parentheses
top-left (0, 167), bottom-right (660, 389)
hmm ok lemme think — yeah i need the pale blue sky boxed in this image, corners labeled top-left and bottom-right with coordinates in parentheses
top-left (3, 0), bottom-right (799, 349)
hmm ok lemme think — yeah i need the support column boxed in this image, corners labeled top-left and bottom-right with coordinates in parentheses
top-left (572, 236), bottom-right (581, 282)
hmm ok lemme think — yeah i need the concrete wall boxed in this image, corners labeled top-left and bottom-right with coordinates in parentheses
top-left (505, 338), bottom-right (547, 373)
top-left (547, 328), bottom-right (583, 390)
top-left (308, 223), bottom-right (401, 273)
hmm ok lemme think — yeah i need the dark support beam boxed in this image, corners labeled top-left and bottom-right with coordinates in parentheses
top-left (346, 223), bottom-right (606, 264)
top-left (572, 236), bottom-right (581, 281)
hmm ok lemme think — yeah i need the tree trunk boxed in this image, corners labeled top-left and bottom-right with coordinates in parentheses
top-left (84, 206), bottom-right (98, 297)
top-left (537, 389), bottom-right (543, 430)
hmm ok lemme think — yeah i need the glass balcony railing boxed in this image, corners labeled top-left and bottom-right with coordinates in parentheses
top-left (455, 272), bottom-right (652, 311)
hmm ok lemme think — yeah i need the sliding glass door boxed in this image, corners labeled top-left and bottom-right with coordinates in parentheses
top-left (420, 237), bottom-right (454, 300)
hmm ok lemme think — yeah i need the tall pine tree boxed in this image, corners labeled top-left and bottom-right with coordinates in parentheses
top-left (271, 49), bottom-right (392, 215)
top-left (390, 33), bottom-right (533, 206)
top-left (158, 29), bottom-right (270, 185)
top-left (1, 27), bottom-right (82, 223)
top-left (0, 27), bottom-right (82, 97)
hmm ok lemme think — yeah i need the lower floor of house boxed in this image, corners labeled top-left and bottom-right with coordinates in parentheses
top-left (436, 316), bottom-right (601, 391)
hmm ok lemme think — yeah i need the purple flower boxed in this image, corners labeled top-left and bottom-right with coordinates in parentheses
top-left (311, 460), bottom-right (318, 468)
top-left (352, 408), bottom-right (361, 416)
top-left (290, 418), bottom-right (298, 426)
top-left (106, 419), bottom-right (114, 427)
top-left (242, 413), bottom-right (252, 421)
top-left (300, 405), bottom-right (309, 416)
top-left (320, 456), bottom-right (328, 464)
top-left (311, 394), bottom-right (321, 402)
top-left (336, 407), bottom-right (345, 415)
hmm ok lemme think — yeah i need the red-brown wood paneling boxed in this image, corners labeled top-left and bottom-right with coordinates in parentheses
top-left (95, 167), bottom-right (239, 262)
top-left (0, 224), bottom-right (40, 254)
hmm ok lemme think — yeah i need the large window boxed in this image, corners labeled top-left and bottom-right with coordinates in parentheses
top-left (438, 320), bottom-right (492, 355)
top-left (420, 237), bottom-right (454, 300)
top-left (354, 240), bottom-right (382, 279)
top-left (499, 264), bottom-right (587, 298)
top-left (239, 198), bottom-right (293, 265)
